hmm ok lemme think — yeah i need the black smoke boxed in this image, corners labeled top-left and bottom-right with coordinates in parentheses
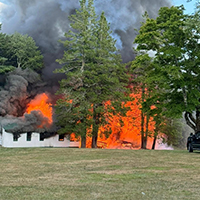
top-left (1, 0), bottom-right (172, 80)
top-left (0, 68), bottom-right (56, 133)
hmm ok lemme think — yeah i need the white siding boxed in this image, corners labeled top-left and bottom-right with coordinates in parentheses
top-left (0, 133), bottom-right (2, 146)
top-left (1, 128), bottom-right (79, 148)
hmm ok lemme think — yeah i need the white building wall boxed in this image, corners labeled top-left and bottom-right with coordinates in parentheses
top-left (0, 133), bottom-right (2, 146)
top-left (1, 128), bottom-right (79, 148)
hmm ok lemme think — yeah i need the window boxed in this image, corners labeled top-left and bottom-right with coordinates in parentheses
top-left (59, 134), bottom-right (65, 141)
top-left (13, 134), bottom-right (18, 141)
top-left (40, 133), bottom-right (45, 141)
top-left (27, 132), bottom-right (32, 141)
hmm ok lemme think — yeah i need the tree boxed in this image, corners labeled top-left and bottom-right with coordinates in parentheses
top-left (55, 98), bottom-right (91, 148)
top-left (55, 0), bottom-right (129, 148)
top-left (131, 52), bottom-right (186, 149)
top-left (134, 5), bottom-right (200, 133)
top-left (0, 24), bottom-right (14, 74)
top-left (131, 53), bottom-right (155, 149)
top-left (55, 0), bottom-right (98, 148)
top-left (89, 12), bottom-right (129, 148)
top-left (0, 25), bottom-right (44, 74)
top-left (7, 32), bottom-right (44, 72)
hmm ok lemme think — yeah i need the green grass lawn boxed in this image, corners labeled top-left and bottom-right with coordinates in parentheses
top-left (0, 147), bottom-right (200, 200)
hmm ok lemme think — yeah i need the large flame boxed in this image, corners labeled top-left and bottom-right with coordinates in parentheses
top-left (97, 92), bottom-right (155, 149)
top-left (26, 92), bottom-right (162, 149)
top-left (83, 92), bottom-right (156, 149)
top-left (26, 93), bottom-right (53, 125)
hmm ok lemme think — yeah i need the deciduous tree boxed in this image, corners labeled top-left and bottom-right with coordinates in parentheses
top-left (134, 5), bottom-right (200, 133)
top-left (0, 24), bottom-right (14, 74)
top-left (7, 32), bottom-right (44, 72)
top-left (0, 25), bottom-right (44, 74)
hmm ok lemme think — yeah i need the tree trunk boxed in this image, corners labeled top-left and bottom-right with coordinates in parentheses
top-left (141, 111), bottom-right (145, 149)
top-left (81, 136), bottom-right (86, 148)
top-left (141, 85), bottom-right (146, 149)
top-left (91, 106), bottom-right (99, 148)
top-left (184, 109), bottom-right (200, 133)
top-left (196, 109), bottom-right (200, 132)
top-left (144, 113), bottom-right (150, 149)
top-left (152, 134), bottom-right (157, 150)
top-left (92, 135), bottom-right (98, 148)
top-left (184, 111), bottom-right (196, 132)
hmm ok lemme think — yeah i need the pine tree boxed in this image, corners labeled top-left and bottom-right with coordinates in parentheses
top-left (88, 12), bottom-right (128, 148)
top-left (55, 0), bottom-right (129, 148)
top-left (55, 0), bottom-right (98, 147)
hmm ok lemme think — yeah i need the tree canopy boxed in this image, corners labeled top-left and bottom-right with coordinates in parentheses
top-left (133, 5), bottom-right (200, 133)
top-left (0, 25), bottom-right (44, 74)
top-left (0, 24), bottom-right (15, 74)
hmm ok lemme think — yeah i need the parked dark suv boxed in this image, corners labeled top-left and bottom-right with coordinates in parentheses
top-left (187, 132), bottom-right (200, 152)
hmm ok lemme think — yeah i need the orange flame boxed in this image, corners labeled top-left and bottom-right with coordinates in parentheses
top-left (71, 91), bottom-right (156, 149)
top-left (95, 92), bottom-right (155, 149)
top-left (26, 93), bottom-right (53, 125)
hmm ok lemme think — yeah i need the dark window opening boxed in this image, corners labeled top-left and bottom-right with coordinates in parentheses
top-left (40, 133), bottom-right (45, 141)
top-left (59, 134), bottom-right (65, 141)
top-left (27, 132), bottom-right (32, 141)
top-left (13, 134), bottom-right (19, 141)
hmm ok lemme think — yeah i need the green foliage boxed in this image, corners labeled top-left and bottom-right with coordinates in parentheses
top-left (7, 32), bottom-right (44, 71)
top-left (55, 0), bottom-right (129, 145)
top-left (0, 57), bottom-right (15, 74)
top-left (160, 118), bottom-right (183, 147)
top-left (0, 25), bottom-right (44, 74)
top-left (134, 5), bottom-right (200, 133)
top-left (131, 51), bottom-right (159, 149)
top-left (0, 24), bottom-right (15, 74)
top-left (55, 98), bottom-right (91, 137)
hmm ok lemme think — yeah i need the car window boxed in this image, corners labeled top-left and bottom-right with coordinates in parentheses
top-left (196, 132), bottom-right (200, 138)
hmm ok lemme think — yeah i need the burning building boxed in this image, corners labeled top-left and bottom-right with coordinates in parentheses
top-left (0, 68), bottom-right (56, 133)
top-left (0, 128), bottom-right (79, 148)
top-left (0, 68), bottom-right (80, 147)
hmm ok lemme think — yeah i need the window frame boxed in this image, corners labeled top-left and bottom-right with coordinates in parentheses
top-left (59, 134), bottom-right (65, 142)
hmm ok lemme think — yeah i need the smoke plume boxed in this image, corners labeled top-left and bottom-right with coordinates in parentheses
top-left (1, 0), bottom-right (172, 78)
top-left (0, 68), bottom-right (56, 133)
top-left (0, 68), bottom-right (41, 116)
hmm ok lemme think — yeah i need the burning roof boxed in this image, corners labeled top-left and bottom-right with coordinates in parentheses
top-left (0, 68), bottom-right (56, 133)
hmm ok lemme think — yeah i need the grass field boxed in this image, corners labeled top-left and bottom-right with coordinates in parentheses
top-left (0, 148), bottom-right (200, 200)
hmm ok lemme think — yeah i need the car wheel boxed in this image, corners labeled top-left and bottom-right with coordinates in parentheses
top-left (189, 143), bottom-right (193, 153)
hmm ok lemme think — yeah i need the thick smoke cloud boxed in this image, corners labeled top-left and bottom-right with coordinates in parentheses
top-left (0, 0), bottom-right (172, 133)
top-left (1, 110), bottom-right (55, 133)
top-left (0, 68), bottom-right (41, 117)
top-left (0, 68), bottom-right (56, 133)
top-left (1, 0), bottom-right (171, 80)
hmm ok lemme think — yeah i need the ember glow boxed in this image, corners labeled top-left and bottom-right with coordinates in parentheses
top-left (26, 93), bottom-right (53, 125)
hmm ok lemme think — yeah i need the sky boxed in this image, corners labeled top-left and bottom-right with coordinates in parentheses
top-left (0, 0), bottom-right (197, 22)
top-left (173, 0), bottom-right (196, 14)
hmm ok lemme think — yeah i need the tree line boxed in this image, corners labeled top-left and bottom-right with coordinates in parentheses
top-left (1, 0), bottom-right (200, 149)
